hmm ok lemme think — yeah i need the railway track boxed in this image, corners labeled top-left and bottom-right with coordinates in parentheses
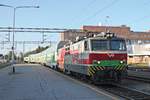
top-left (100, 84), bottom-right (150, 100)
top-left (127, 76), bottom-right (150, 83)
top-left (69, 73), bottom-right (150, 100)
top-left (66, 72), bottom-right (150, 100)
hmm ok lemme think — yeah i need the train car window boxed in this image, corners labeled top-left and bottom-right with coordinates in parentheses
top-left (84, 41), bottom-right (89, 51)
top-left (65, 47), bottom-right (70, 55)
top-left (110, 40), bottom-right (126, 51)
top-left (91, 40), bottom-right (108, 51)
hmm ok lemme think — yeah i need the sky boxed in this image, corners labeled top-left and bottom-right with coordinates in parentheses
top-left (0, 0), bottom-right (150, 55)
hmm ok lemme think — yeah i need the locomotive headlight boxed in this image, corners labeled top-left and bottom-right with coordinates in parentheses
top-left (120, 61), bottom-right (124, 64)
top-left (109, 34), bottom-right (113, 37)
top-left (106, 34), bottom-right (110, 37)
top-left (97, 61), bottom-right (101, 64)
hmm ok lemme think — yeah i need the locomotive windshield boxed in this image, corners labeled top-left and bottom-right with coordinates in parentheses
top-left (91, 40), bottom-right (108, 51)
top-left (91, 39), bottom-right (126, 51)
top-left (110, 40), bottom-right (126, 51)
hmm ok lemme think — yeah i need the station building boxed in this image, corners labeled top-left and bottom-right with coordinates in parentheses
top-left (60, 25), bottom-right (150, 64)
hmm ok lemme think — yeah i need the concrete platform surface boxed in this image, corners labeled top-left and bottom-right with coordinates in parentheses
top-left (0, 64), bottom-right (116, 100)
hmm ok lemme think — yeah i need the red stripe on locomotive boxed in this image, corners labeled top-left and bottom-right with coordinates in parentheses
top-left (89, 53), bottom-right (127, 64)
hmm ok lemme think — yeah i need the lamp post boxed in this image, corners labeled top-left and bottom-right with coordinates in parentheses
top-left (0, 4), bottom-right (39, 73)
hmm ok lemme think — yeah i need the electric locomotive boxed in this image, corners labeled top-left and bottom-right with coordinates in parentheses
top-left (60, 32), bottom-right (127, 83)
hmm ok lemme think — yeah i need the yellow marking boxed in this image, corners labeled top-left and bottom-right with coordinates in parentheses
top-left (92, 66), bottom-right (96, 71)
top-left (97, 66), bottom-right (101, 70)
top-left (88, 67), bottom-right (95, 75)
top-left (88, 67), bottom-right (93, 76)
top-left (99, 66), bottom-right (103, 70)
top-left (91, 67), bottom-right (96, 72)
top-left (95, 66), bottom-right (99, 70)
top-left (90, 68), bottom-right (95, 74)
top-left (101, 66), bottom-right (104, 70)
top-left (115, 65), bottom-right (119, 70)
top-left (121, 64), bottom-right (126, 70)
top-left (117, 65), bottom-right (121, 70)
top-left (121, 64), bottom-right (125, 70)
top-left (117, 64), bottom-right (121, 70)
top-left (114, 65), bottom-right (117, 70)
top-left (119, 64), bottom-right (126, 70)
top-left (89, 71), bottom-right (94, 76)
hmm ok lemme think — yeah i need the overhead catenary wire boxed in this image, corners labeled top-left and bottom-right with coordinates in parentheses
top-left (128, 15), bottom-right (150, 25)
top-left (127, 1), bottom-right (150, 26)
top-left (79, 0), bottom-right (119, 25)
top-left (70, 0), bottom-right (98, 26)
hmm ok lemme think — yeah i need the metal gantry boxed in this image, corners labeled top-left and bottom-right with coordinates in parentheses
top-left (0, 41), bottom-right (52, 54)
top-left (0, 27), bottom-right (81, 33)
top-left (0, 27), bottom-right (82, 54)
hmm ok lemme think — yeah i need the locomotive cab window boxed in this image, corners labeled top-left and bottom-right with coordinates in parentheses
top-left (91, 40), bottom-right (108, 51)
top-left (110, 40), bottom-right (126, 51)
top-left (84, 41), bottom-right (89, 51)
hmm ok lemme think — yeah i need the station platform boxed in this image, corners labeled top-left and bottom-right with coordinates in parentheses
top-left (0, 64), bottom-right (117, 100)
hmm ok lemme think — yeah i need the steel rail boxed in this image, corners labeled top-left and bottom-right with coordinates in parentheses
top-left (127, 75), bottom-right (150, 83)
top-left (104, 83), bottom-right (150, 100)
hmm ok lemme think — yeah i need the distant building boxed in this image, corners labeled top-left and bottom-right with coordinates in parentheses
top-left (60, 25), bottom-right (150, 64)
top-left (61, 25), bottom-right (150, 41)
top-left (127, 43), bottom-right (150, 64)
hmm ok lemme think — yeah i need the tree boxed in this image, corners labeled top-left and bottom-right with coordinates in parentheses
top-left (24, 46), bottom-right (49, 57)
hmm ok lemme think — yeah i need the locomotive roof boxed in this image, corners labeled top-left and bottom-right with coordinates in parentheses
top-left (57, 33), bottom-right (125, 49)
top-left (74, 32), bottom-right (125, 42)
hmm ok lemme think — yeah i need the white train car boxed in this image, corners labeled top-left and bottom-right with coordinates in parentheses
top-left (24, 46), bottom-right (57, 68)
